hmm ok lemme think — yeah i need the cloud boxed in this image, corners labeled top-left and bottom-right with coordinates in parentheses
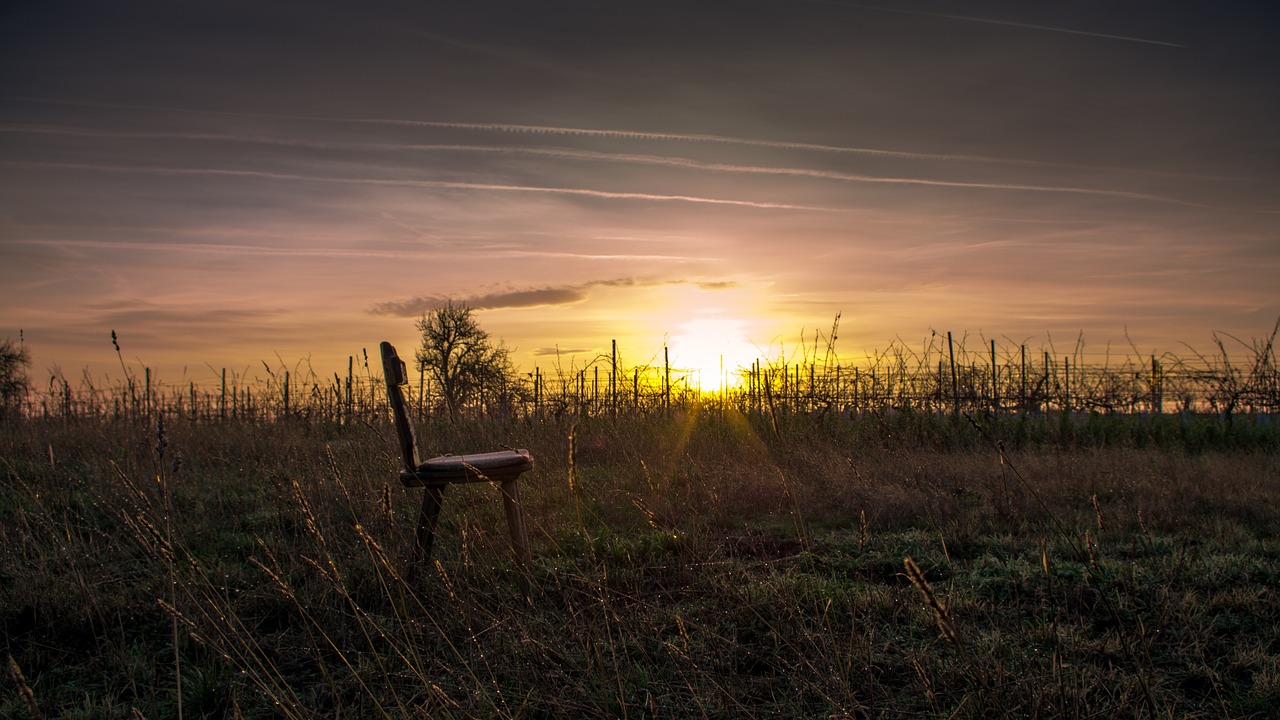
top-left (3, 160), bottom-right (837, 212)
top-left (12, 116), bottom-right (1210, 182)
top-left (7, 97), bottom-right (1035, 165)
top-left (846, 4), bottom-right (1188, 48)
top-left (532, 346), bottom-right (594, 357)
top-left (369, 277), bottom-right (739, 317)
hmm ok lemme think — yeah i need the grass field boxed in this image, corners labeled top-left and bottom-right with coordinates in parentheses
top-left (2, 409), bottom-right (1279, 718)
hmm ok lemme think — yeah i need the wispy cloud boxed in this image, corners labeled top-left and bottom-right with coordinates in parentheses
top-left (2, 160), bottom-right (835, 212)
top-left (369, 277), bottom-right (739, 316)
top-left (826, 3), bottom-right (1187, 48)
top-left (532, 346), bottom-right (594, 357)
top-left (10, 237), bottom-right (431, 260)
top-left (1, 122), bottom-right (1253, 184)
top-left (4, 97), bottom-right (1060, 167)
top-left (11, 237), bottom-right (705, 264)
top-left (8, 158), bottom-right (1271, 213)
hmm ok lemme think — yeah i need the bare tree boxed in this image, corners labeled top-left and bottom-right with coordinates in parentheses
top-left (415, 302), bottom-right (515, 420)
top-left (1, 336), bottom-right (31, 421)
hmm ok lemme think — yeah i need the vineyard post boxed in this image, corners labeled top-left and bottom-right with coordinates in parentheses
top-left (991, 339), bottom-right (998, 416)
top-left (346, 356), bottom-right (354, 423)
top-left (144, 367), bottom-right (152, 419)
top-left (792, 364), bottom-right (798, 413)
top-left (947, 331), bottom-right (958, 416)
top-left (809, 363), bottom-right (815, 412)
top-left (853, 367), bottom-right (860, 412)
top-left (1151, 356), bottom-right (1161, 414)
top-left (1064, 357), bottom-right (1071, 414)
top-left (664, 346), bottom-right (670, 412)
top-left (782, 364), bottom-right (788, 411)
top-left (886, 363), bottom-right (894, 409)
top-left (283, 370), bottom-right (290, 418)
top-left (1020, 345), bottom-right (1027, 414)
top-left (1043, 351), bottom-right (1051, 414)
top-left (835, 364), bottom-right (841, 412)
top-left (756, 360), bottom-right (762, 413)
top-left (718, 355), bottom-right (724, 414)
top-left (611, 339), bottom-right (618, 418)
top-left (220, 368), bottom-right (226, 422)
top-left (936, 360), bottom-right (943, 411)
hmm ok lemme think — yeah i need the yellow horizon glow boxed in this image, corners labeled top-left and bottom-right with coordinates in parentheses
top-left (668, 315), bottom-right (759, 394)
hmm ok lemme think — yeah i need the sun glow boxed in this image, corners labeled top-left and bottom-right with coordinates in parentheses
top-left (668, 316), bottom-right (759, 394)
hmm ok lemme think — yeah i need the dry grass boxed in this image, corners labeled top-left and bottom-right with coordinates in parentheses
top-left (1, 409), bottom-right (1278, 718)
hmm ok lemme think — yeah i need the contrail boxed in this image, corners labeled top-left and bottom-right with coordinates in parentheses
top-left (12, 237), bottom-right (440, 259)
top-left (1, 160), bottom-right (836, 212)
top-left (1, 122), bottom-right (1257, 184)
top-left (13, 237), bottom-right (701, 262)
top-left (3, 96), bottom-right (1053, 167)
top-left (8, 158), bottom-right (1274, 213)
top-left (809, 1), bottom-right (1187, 47)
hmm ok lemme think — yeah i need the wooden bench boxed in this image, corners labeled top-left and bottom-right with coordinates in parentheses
top-left (380, 341), bottom-right (534, 575)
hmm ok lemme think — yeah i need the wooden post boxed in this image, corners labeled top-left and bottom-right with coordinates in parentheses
top-left (1020, 345), bottom-right (1027, 414)
top-left (664, 346), bottom-right (670, 411)
top-left (782, 364), bottom-right (789, 410)
top-left (793, 364), bottom-right (797, 410)
top-left (220, 368), bottom-right (227, 422)
top-left (1151, 355), bottom-right (1161, 414)
top-left (834, 364), bottom-right (841, 412)
top-left (410, 486), bottom-right (445, 579)
top-left (751, 360), bottom-right (758, 412)
top-left (1044, 351), bottom-right (1051, 414)
top-left (855, 366), bottom-right (865, 412)
top-left (500, 480), bottom-right (532, 571)
top-left (991, 339), bottom-right (998, 415)
top-left (346, 356), bottom-right (354, 423)
top-left (947, 332), bottom-right (958, 416)
top-left (611, 339), bottom-right (618, 418)
top-left (1064, 357), bottom-right (1071, 413)
top-left (283, 370), bottom-right (290, 417)
top-left (809, 363), bottom-right (815, 411)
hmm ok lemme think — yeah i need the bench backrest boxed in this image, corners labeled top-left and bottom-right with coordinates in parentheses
top-left (380, 341), bottom-right (420, 472)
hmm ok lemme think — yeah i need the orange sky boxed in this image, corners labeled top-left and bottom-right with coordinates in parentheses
top-left (2, 1), bottom-right (1278, 388)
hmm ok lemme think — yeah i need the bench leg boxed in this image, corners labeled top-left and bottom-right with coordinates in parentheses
top-left (500, 479), bottom-right (532, 570)
top-left (410, 485), bottom-right (445, 580)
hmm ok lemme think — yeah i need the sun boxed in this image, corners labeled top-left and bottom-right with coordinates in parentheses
top-left (668, 316), bottom-right (758, 394)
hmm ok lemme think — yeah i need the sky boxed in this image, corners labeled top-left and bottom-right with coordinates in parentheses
top-left (2, 0), bottom-right (1278, 388)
